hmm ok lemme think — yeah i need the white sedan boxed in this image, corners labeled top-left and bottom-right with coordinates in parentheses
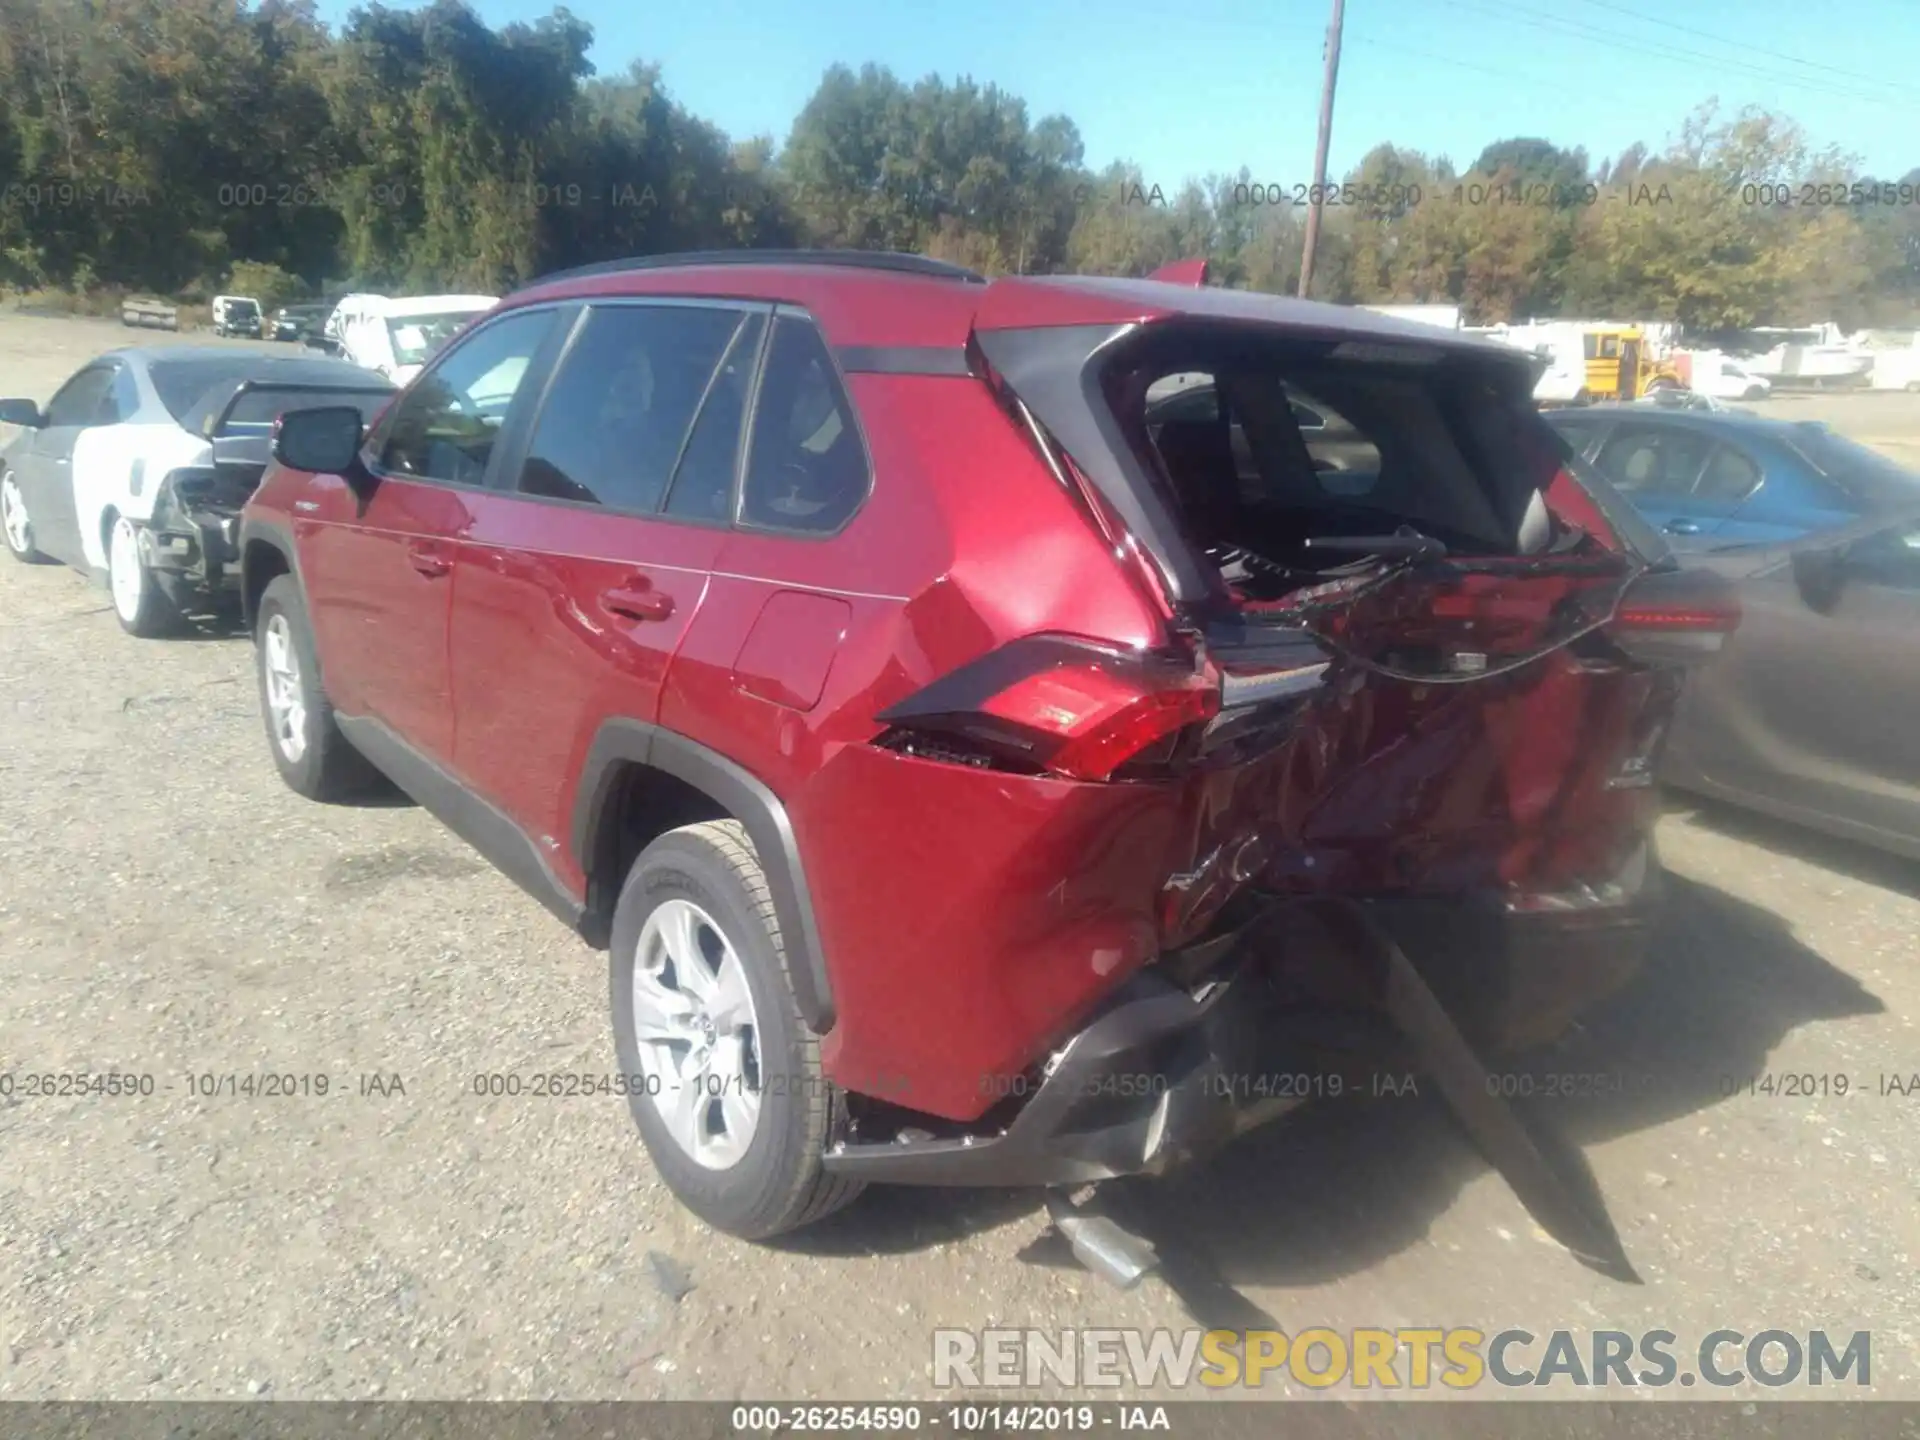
top-left (1, 347), bottom-right (392, 635)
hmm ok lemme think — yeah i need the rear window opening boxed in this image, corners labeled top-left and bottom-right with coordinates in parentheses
top-left (1112, 331), bottom-right (1606, 610)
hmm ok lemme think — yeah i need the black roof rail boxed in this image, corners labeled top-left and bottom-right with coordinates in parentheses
top-left (522, 249), bottom-right (989, 289)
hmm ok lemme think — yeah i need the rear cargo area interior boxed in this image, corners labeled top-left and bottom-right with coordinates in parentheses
top-left (1128, 348), bottom-right (1571, 600)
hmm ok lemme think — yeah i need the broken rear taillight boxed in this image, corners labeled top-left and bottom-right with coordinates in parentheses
top-left (1605, 567), bottom-right (1741, 665)
top-left (874, 634), bottom-right (1221, 782)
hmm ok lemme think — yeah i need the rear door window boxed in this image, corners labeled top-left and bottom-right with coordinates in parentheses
top-left (1695, 444), bottom-right (1763, 503)
top-left (1592, 424), bottom-right (1712, 498)
top-left (514, 303), bottom-right (746, 515)
top-left (738, 316), bottom-right (870, 534)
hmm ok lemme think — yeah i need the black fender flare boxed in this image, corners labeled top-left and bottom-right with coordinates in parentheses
top-left (573, 718), bottom-right (837, 1035)
top-left (236, 514), bottom-right (305, 632)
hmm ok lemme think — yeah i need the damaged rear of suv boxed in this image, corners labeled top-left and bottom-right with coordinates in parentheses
top-left (244, 253), bottom-right (1734, 1260)
top-left (817, 278), bottom-right (1736, 1212)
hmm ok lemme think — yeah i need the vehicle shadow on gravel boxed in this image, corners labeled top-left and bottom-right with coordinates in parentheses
top-left (788, 873), bottom-right (1882, 1328)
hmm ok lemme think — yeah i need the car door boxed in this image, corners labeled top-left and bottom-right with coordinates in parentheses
top-left (449, 298), bottom-right (766, 884)
top-left (16, 365), bottom-right (120, 569)
top-left (1588, 420), bottom-right (1722, 546)
top-left (298, 305), bottom-right (562, 764)
top-left (1672, 517), bottom-right (1920, 849)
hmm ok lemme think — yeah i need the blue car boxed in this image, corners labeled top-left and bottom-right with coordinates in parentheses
top-left (1544, 405), bottom-right (1919, 549)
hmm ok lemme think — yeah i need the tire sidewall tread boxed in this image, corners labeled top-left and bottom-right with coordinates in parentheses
top-left (254, 574), bottom-right (378, 801)
top-left (609, 819), bottom-right (862, 1240)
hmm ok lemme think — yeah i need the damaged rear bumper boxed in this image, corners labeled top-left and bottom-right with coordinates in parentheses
top-left (140, 490), bottom-right (242, 594)
top-left (821, 860), bottom-right (1658, 1191)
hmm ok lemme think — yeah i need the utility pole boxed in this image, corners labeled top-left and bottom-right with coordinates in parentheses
top-left (1297, 0), bottom-right (1346, 299)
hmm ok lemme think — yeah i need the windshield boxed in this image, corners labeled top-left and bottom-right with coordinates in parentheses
top-left (386, 312), bottom-right (484, 367)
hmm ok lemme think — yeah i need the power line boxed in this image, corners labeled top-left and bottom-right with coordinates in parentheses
top-left (1347, 35), bottom-right (1578, 90)
top-left (1431, 0), bottom-right (1914, 105)
top-left (1564, 0), bottom-right (1905, 91)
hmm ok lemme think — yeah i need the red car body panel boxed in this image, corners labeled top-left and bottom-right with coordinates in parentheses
top-left (245, 256), bottom-right (1724, 1134)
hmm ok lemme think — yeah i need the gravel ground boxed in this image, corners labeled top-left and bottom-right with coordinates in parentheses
top-left (2, 312), bottom-right (1919, 1403)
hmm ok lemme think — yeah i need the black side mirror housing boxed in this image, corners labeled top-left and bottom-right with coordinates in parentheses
top-left (272, 406), bottom-right (373, 497)
top-left (1790, 544), bottom-right (1847, 613)
top-left (0, 398), bottom-right (47, 428)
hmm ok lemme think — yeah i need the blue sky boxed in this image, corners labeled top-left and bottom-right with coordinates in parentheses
top-left (316, 0), bottom-right (1920, 184)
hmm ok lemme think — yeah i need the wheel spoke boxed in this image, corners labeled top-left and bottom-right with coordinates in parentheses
top-left (706, 950), bottom-right (753, 1030)
top-left (660, 903), bottom-right (713, 1000)
top-left (631, 959), bottom-right (698, 1032)
top-left (718, 1086), bottom-right (759, 1150)
top-left (664, 1068), bottom-right (707, 1155)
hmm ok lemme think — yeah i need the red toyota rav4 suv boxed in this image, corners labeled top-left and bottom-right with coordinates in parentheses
top-left (241, 251), bottom-right (1734, 1241)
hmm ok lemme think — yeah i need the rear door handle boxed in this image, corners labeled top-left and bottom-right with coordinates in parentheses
top-left (601, 578), bottom-right (674, 623)
top-left (407, 540), bottom-right (453, 579)
top-left (1664, 519), bottom-right (1703, 535)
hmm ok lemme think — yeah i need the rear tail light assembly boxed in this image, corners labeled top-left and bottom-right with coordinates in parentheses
top-left (1604, 566), bottom-right (1742, 666)
top-left (873, 634), bottom-right (1222, 782)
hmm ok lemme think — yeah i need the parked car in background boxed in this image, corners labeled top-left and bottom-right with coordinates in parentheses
top-left (1544, 406), bottom-right (1906, 549)
top-left (271, 303), bottom-right (331, 343)
top-left (0, 349), bottom-right (392, 634)
top-left (331, 293), bottom-right (499, 384)
top-left (1545, 400), bottom-right (1920, 856)
top-left (1661, 501), bottom-right (1920, 860)
top-left (239, 249), bottom-right (1734, 1245)
top-left (1670, 351), bottom-right (1771, 401)
top-left (210, 295), bottom-right (264, 339)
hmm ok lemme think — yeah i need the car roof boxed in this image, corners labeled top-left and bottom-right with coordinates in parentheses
top-left (499, 250), bottom-right (1535, 362)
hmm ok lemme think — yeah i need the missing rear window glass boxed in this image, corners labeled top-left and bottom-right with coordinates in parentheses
top-left (1118, 332), bottom-right (1589, 603)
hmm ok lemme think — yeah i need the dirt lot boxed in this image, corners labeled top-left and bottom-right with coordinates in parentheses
top-left (3, 311), bottom-right (1919, 1403)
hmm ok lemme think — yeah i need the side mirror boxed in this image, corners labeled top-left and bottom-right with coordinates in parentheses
top-left (272, 406), bottom-right (370, 491)
top-left (0, 398), bottom-right (47, 428)
top-left (1790, 544), bottom-right (1846, 613)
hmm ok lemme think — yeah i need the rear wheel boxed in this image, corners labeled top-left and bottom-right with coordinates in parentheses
top-left (610, 820), bottom-right (863, 1239)
top-left (254, 574), bottom-right (380, 800)
top-left (1743, 384), bottom-right (1767, 400)
top-left (107, 515), bottom-right (181, 637)
top-left (1, 471), bottom-right (51, 564)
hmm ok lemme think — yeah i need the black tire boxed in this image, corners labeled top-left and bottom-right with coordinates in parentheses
top-left (1744, 384), bottom-right (1767, 400)
top-left (253, 574), bottom-right (381, 800)
top-left (1, 469), bottom-right (53, 564)
top-left (610, 820), bottom-right (863, 1239)
top-left (105, 513), bottom-right (182, 638)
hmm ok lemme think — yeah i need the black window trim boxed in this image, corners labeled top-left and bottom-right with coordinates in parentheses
top-left (660, 307), bottom-right (774, 526)
top-left (361, 301), bottom-right (573, 494)
top-left (728, 303), bottom-right (876, 542)
top-left (498, 295), bottom-right (774, 528)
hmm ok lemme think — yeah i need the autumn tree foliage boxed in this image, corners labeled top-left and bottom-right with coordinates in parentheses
top-left (0, 0), bottom-right (1913, 327)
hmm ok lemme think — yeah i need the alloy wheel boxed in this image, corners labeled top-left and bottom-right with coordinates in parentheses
top-left (261, 613), bottom-right (308, 763)
top-left (1, 475), bottom-right (30, 554)
top-left (629, 898), bottom-right (764, 1170)
top-left (109, 517), bottom-right (147, 622)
